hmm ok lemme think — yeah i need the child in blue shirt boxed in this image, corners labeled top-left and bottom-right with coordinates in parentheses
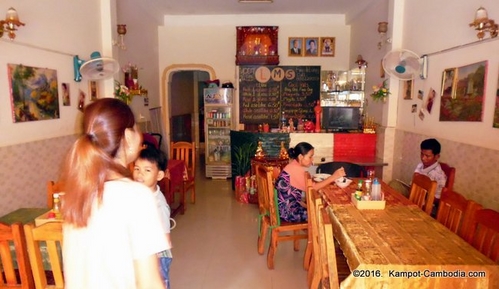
top-left (133, 146), bottom-right (173, 288)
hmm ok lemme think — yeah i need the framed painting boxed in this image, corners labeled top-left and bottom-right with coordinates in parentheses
top-left (89, 81), bottom-right (98, 100)
top-left (235, 26), bottom-right (279, 65)
top-left (403, 80), bottom-right (414, 100)
top-left (7, 64), bottom-right (59, 123)
top-left (493, 68), bottom-right (499, 128)
top-left (288, 37), bottom-right (303, 56)
top-left (439, 61), bottom-right (487, 122)
top-left (62, 83), bottom-right (70, 106)
top-left (320, 37), bottom-right (335, 57)
top-left (304, 37), bottom-right (319, 57)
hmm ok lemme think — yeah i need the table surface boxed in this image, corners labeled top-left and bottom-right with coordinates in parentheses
top-left (321, 179), bottom-right (499, 289)
top-left (0, 208), bottom-right (49, 225)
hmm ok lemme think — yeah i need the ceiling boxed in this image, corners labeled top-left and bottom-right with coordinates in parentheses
top-left (136, 0), bottom-right (375, 18)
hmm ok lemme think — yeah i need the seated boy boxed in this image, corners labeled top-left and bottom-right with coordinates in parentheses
top-left (133, 146), bottom-right (172, 288)
top-left (414, 138), bottom-right (447, 217)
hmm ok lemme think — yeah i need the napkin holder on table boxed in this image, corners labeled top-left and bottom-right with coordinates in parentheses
top-left (351, 194), bottom-right (386, 210)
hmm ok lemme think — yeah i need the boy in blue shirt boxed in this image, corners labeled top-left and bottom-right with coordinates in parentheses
top-left (133, 147), bottom-right (173, 288)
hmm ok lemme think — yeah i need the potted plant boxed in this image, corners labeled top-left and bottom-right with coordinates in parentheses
top-left (370, 79), bottom-right (391, 102)
top-left (232, 142), bottom-right (257, 203)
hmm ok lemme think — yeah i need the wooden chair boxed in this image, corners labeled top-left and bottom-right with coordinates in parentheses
top-left (408, 173), bottom-right (437, 215)
top-left (255, 165), bottom-right (272, 255)
top-left (263, 168), bottom-right (308, 269)
top-left (46, 181), bottom-right (65, 209)
top-left (439, 162), bottom-right (456, 191)
top-left (460, 200), bottom-right (483, 240)
top-left (170, 141), bottom-right (196, 205)
top-left (0, 222), bottom-right (34, 289)
top-left (464, 209), bottom-right (499, 262)
top-left (305, 181), bottom-right (339, 289)
top-left (24, 222), bottom-right (64, 289)
top-left (436, 189), bottom-right (467, 235)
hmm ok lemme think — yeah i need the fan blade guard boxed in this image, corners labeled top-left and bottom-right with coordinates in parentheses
top-left (382, 49), bottom-right (421, 80)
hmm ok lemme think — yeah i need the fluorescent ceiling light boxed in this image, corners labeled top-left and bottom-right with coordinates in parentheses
top-left (239, 0), bottom-right (273, 3)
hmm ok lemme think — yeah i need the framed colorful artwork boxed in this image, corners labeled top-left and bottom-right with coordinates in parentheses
top-left (403, 80), bottom-right (414, 100)
top-left (304, 37), bottom-right (319, 56)
top-left (7, 64), bottom-right (60, 123)
top-left (62, 83), bottom-right (70, 106)
top-left (235, 26), bottom-right (279, 65)
top-left (89, 81), bottom-right (98, 100)
top-left (493, 67), bottom-right (499, 128)
top-left (439, 61), bottom-right (486, 122)
top-left (288, 37), bottom-right (303, 56)
top-left (320, 37), bottom-right (335, 57)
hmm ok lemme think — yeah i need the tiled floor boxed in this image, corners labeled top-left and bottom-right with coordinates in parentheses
top-left (170, 154), bottom-right (309, 289)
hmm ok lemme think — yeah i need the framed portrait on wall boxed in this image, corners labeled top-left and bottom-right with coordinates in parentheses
top-left (288, 37), bottom-right (303, 56)
top-left (320, 37), bottom-right (335, 56)
top-left (89, 81), bottom-right (98, 101)
top-left (403, 80), bottom-right (414, 100)
top-left (304, 37), bottom-right (319, 56)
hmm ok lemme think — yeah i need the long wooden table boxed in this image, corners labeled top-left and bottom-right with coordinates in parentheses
top-left (320, 179), bottom-right (499, 289)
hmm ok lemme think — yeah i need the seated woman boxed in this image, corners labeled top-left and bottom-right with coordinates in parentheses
top-left (275, 142), bottom-right (345, 222)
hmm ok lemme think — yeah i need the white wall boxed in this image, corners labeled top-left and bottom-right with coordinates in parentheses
top-left (399, 0), bottom-right (499, 150)
top-left (0, 0), bottom-right (106, 147)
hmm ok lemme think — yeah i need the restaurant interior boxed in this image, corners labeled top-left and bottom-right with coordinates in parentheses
top-left (1, 0), bottom-right (499, 288)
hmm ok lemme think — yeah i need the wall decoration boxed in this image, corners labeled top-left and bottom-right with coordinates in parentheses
top-left (493, 70), bottom-right (499, 128)
top-left (304, 37), bottom-right (319, 56)
top-left (425, 88), bottom-right (436, 114)
top-left (403, 80), bottom-right (414, 99)
top-left (417, 90), bottom-right (424, 100)
top-left (62, 83), bottom-right (70, 106)
top-left (320, 37), bottom-right (335, 56)
top-left (440, 61), bottom-right (486, 122)
top-left (7, 64), bottom-right (59, 123)
top-left (89, 80), bottom-right (98, 100)
top-left (235, 26), bottom-right (279, 65)
top-left (78, 89), bottom-right (86, 111)
top-left (288, 37), bottom-right (303, 56)
top-left (411, 104), bottom-right (417, 113)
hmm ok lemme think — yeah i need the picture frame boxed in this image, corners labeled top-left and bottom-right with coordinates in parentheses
top-left (403, 80), bottom-right (414, 100)
top-left (320, 37), bottom-right (335, 57)
top-left (89, 81), bottom-right (98, 100)
top-left (7, 63), bottom-right (60, 123)
top-left (440, 68), bottom-right (456, 98)
top-left (235, 26), bottom-right (279, 65)
top-left (62, 83), bottom-right (71, 106)
top-left (288, 37), bottom-right (303, 56)
top-left (304, 37), bottom-right (319, 57)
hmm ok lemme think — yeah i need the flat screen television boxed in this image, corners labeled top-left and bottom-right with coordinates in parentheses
top-left (322, 107), bottom-right (361, 132)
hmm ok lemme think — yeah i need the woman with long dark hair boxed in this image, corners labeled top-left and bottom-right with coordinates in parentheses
top-left (61, 98), bottom-right (167, 288)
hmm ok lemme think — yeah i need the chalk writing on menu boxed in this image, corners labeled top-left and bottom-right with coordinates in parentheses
top-left (239, 66), bottom-right (320, 125)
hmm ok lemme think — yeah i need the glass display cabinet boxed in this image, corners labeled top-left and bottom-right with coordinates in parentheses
top-left (204, 87), bottom-right (234, 179)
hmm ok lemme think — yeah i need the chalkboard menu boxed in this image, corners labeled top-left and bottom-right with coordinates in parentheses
top-left (239, 65), bottom-right (320, 125)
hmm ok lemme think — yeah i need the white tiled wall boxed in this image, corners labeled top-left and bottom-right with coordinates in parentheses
top-left (390, 130), bottom-right (499, 212)
top-left (0, 135), bottom-right (75, 216)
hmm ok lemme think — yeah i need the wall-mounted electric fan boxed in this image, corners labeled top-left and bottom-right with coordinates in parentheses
top-left (73, 51), bottom-right (120, 82)
top-left (382, 49), bottom-right (423, 80)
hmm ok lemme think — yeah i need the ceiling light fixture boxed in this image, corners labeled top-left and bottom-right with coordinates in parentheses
top-left (113, 24), bottom-right (127, 50)
top-left (0, 7), bottom-right (25, 40)
top-left (469, 6), bottom-right (498, 40)
top-left (238, 0), bottom-right (273, 3)
top-left (377, 22), bottom-right (391, 49)
top-left (355, 55), bottom-right (368, 69)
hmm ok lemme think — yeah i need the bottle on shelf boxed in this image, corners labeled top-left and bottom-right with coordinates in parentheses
top-left (52, 193), bottom-right (61, 218)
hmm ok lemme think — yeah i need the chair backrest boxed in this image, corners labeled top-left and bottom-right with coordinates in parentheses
top-left (409, 173), bottom-right (437, 215)
top-left (436, 189), bottom-right (467, 234)
top-left (24, 222), bottom-right (64, 289)
top-left (460, 200), bottom-right (483, 240)
top-left (439, 162), bottom-right (456, 191)
top-left (170, 141), bottom-right (196, 178)
top-left (464, 209), bottom-right (499, 262)
top-left (255, 165), bottom-right (272, 223)
top-left (47, 181), bottom-right (65, 209)
top-left (0, 222), bottom-right (34, 289)
top-left (316, 162), bottom-right (366, 178)
top-left (258, 165), bottom-right (281, 227)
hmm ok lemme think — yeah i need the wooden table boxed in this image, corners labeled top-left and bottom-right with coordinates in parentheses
top-left (320, 179), bottom-right (499, 289)
top-left (162, 159), bottom-right (187, 217)
top-left (0, 208), bottom-right (49, 225)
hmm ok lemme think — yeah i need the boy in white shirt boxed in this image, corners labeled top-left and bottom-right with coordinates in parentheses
top-left (133, 147), bottom-right (173, 288)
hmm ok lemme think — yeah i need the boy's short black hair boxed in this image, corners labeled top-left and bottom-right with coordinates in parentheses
top-left (420, 138), bottom-right (441, 155)
top-left (137, 146), bottom-right (168, 171)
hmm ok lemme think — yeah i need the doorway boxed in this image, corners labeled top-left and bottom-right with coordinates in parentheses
top-left (161, 64), bottom-right (216, 151)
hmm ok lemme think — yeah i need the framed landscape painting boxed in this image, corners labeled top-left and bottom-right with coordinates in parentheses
top-left (439, 61), bottom-right (486, 122)
top-left (7, 64), bottom-right (59, 123)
